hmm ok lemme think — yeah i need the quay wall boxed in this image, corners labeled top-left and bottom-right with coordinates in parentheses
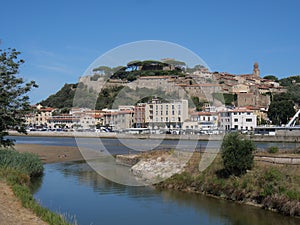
top-left (8, 131), bottom-right (300, 143)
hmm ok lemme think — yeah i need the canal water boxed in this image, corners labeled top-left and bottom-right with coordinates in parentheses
top-left (32, 161), bottom-right (299, 225)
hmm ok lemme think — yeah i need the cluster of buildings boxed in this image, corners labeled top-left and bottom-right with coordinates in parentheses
top-left (25, 100), bottom-right (257, 134)
top-left (25, 62), bottom-right (285, 134)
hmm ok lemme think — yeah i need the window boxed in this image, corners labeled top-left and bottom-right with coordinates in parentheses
top-left (234, 118), bottom-right (238, 122)
top-left (246, 118), bottom-right (252, 122)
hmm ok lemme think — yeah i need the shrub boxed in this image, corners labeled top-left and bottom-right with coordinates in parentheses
top-left (263, 168), bottom-right (282, 182)
top-left (267, 146), bottom-right (279, 154)
top-left (221, 133), bottom-right (255, 176)
top-left (285, 190), bottom-right (300, 201)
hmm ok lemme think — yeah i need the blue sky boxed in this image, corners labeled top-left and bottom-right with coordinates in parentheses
top-left (1, 0), bottom-right (300, 103)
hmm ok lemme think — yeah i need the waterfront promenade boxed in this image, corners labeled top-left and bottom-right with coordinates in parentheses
top-left (8, 130), bottom-right (300, 143)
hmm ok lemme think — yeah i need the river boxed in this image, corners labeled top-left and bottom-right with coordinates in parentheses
top-left (9, 136), bottom-right (299, 225)
top-left (31, 161), bottom-right (299, 225)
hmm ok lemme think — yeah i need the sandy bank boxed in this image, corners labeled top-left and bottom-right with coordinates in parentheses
top-left (14, 143), bottom-right (98, 164)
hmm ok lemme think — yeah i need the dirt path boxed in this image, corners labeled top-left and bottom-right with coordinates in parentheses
top-left (0, 181), bottom-right (48, 225)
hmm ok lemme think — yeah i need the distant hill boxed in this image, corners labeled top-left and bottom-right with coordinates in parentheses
top-left (39, 83), bottom-right (77, 108)
top-left (39, 82), bottom-right (100, 109)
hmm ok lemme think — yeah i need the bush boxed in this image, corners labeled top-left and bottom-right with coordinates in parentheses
top-left (221, 133), bottom-right (255, 176)
top-left (263, 168), bottom-right (282, 182)
top-left (0, 149), bottom-right (43, 177)
top-left (267, 146), bottom-right (279, 154)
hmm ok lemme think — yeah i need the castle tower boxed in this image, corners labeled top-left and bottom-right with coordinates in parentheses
top-left (253, 62), bottom-right (260, 77)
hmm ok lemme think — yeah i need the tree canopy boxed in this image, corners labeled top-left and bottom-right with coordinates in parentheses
top-left (267, 98), bottom-right (295, 125)
top-left (0, 48), bottom-right (38, 147)
top-left (221, 133), bottom-right (255, 176)
top-left (263, 75), bottom-right (279, 82)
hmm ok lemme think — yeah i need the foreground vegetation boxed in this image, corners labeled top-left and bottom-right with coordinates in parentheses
top-left (0, 149), bottom-right (75, 225)
top-left (156, 153), bottom-right (300, 217)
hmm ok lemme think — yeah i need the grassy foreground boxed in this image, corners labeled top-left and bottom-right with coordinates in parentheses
top-left (156, 152), bottom-right (300, 217)
top-left (0, 149), bottom-right (75, 225)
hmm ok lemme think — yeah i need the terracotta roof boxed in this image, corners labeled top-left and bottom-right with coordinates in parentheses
top-left (177, 83), bottom-right (221, 87)
top-left (245, 106), bottom-right (260, 110)
top-left (230, 108), bottom-right (253, 113)
top-left (39, 107), bottom-right (55, 112)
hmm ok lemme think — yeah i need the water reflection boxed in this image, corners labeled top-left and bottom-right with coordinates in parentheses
top-left (160, 191), bottom-right (299, 225)
top-left (52, 161), bottom-right (157, 197)
top-left (33, 162), bottom-right (299, 225)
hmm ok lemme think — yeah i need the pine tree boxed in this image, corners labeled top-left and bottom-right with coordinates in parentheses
top-left (0, 48), bottom-right (38, 147)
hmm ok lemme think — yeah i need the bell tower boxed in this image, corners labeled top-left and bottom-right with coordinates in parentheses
top-left (253, 62), bottom-right (260, 77)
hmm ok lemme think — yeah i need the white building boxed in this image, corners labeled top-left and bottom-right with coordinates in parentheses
top-left (219, 108), bottom-right (257, 131)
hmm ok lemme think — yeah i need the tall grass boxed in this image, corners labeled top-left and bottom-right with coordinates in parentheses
top-left (0, 149), bottom-right (43, 177)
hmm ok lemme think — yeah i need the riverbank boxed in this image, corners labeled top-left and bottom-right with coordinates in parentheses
top-left (14, 143), bottom-right (101, 164)
top-left (0, 149), bottom-right (75, 225)
top-left (9, 130), bottom-right (300, 143)
top-left (154, 152), bottom-right (300, 217)
top-left (14, 144), bottom-right (84, 164)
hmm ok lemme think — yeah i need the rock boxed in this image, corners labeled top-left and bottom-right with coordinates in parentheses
top-left (130, 152), bottom-right (192, 184)
top-left (116, 154), bottom-right (141, 167)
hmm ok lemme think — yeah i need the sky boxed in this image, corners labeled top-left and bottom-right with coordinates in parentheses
top-left (1, 0), bottom-right (300, 103)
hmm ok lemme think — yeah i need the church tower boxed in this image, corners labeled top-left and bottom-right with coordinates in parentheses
top-left (253, 62), bottom-right (260, 77)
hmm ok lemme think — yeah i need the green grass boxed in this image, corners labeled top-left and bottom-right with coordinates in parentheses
top-left (0, 149), bottom-right (43, 177)
top-left (267, 146), bottom-right (279, 154)
top-left (0, 149), bottom-right (75, 225)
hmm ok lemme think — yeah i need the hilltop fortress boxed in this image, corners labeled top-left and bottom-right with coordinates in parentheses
top-left (80, 62), bottom-right (285, 110)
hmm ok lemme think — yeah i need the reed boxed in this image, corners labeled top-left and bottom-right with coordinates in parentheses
top-left (0, 149), bottom-right (43, 177)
